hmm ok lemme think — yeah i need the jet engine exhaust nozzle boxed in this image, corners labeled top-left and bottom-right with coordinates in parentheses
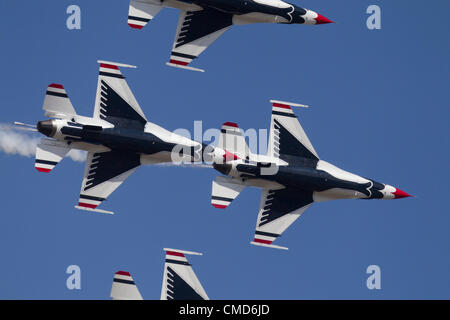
top-left (37, 120), bottom-right (56, 137)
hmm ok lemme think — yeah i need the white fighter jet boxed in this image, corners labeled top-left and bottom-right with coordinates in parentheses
top-left (210, 100), bottom-right (412, 250)
top-left (17, 60), bottom-right (220, 214)
top-left (127, 0), bottom-right (333, 71)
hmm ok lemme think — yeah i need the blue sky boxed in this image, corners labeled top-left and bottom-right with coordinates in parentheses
top-left (0, 0), bottom-right (449, 299)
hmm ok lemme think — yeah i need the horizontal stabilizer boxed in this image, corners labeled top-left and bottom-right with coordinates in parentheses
top-left (211, 176), bottom-right (245, 209)
top-left (43, 84), bottom-right (76, 118)
top-left (110, 271), bottom-right (143, 300)
top-left (128, 0), bottom-right (162, 29)
top-left (35, 139), bottom-right (70, 173)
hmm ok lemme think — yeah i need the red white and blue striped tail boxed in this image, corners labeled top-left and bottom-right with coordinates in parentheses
top-left (161, 248), bottom-right (209, 300)
top-left (110, 271), bottom-right (143, 300)
top-left (268, 99), bottom-right (319, 160)
top-left (128, 0), bottom-right (162, 29)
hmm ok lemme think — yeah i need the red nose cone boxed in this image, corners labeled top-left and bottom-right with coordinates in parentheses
top-left (315, 14), bottom-right (334, 25)
top-left (393, 188), bottom-right (412, 199)
top-left (223, 150), bottom-right (239, 162)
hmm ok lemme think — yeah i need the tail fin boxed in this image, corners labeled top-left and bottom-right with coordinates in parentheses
top-left (35, 138), bottom-right (70, 173)
top-left (218, 122), bottom-right (250, 160)
top-left (211, 176), bottom-right (245, 209)
top-left (110, 271), bottom-right (143, 300)
top-left (43, 83), bottom-right (76, 119)
top-left (161, 248), bottom-right (209, 300)
top-left (128, 0), bottom-right (162, 29)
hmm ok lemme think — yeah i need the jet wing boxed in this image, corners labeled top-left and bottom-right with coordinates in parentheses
top-left (93, 60), bottom-right (147, 130)
top-left (167, 9), bottom-right (233, 72)
top-left (110, 271), bottom-right (143, 300)
top-left (75, 151), bottom-right (141, 214)
top-left (160, 248), bottom-right (209, 300)
top-left (251, 187), bottom-right (313, 250)
top-left (268, 100), bottom-right (319, 162)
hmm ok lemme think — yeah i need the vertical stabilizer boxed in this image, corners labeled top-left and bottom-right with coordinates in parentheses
top-left (160, 248), bottom-right (209, 300)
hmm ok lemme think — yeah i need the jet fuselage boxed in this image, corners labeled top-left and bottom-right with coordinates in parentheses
top-left (213, 155), bottom-right (407, 201)
top-left (153, 0), bottom-right (330, 24)
top-left (37, 118), bottom-right (210, 163)
top-left (192, 0), bottom-right (309, 23)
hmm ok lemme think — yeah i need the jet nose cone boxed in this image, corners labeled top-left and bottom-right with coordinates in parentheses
top-left (393, 188), bottom-right (412, 199)
top-left (315, 13), bottom-right (334, 25)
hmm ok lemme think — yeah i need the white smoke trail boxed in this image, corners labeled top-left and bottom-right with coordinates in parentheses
top-left (0, 124), bottom-right (39, 157)
top-left (0, 124), bottom-right (86, 162)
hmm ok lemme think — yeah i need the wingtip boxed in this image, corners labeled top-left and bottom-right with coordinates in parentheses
top-left (250, 241), bottom-right (289, 250)
top-left (74, 205), bottom-right (114, 215)
top-left (97, 60), bottom-right (137, 69)
top-left (270, 99), bottom-right (309, 108)
top-left (163, 248), bottom-right (203, 256)
top-left (166, 62), bottom-right (205, 73)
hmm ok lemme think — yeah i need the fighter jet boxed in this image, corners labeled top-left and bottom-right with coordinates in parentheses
top-left (17, 60), bottom-right (218, 214)
top-left (210, 100), bottom-right (412, 250)
top-left (127, 0), bottom-right (333, 71)
top-left (110, 248), bottom-right (209, 300)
